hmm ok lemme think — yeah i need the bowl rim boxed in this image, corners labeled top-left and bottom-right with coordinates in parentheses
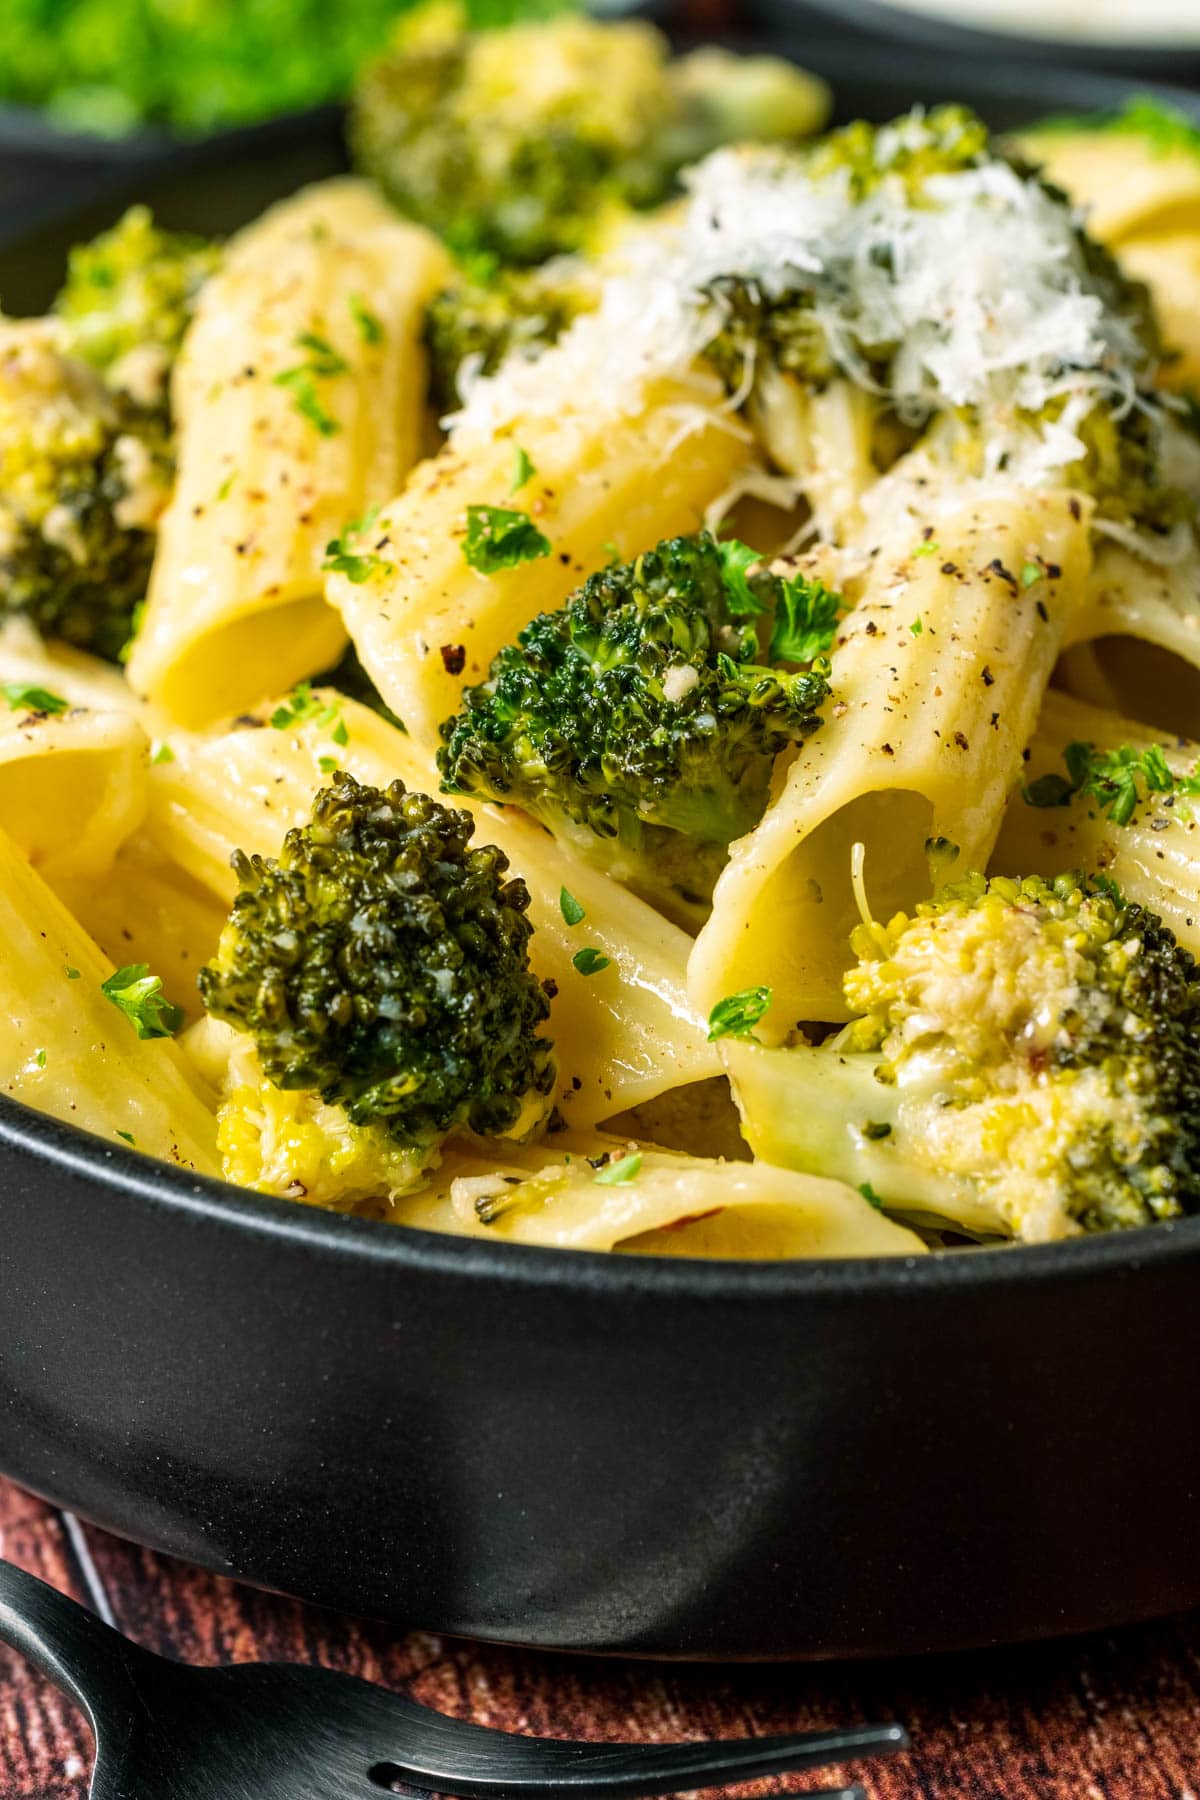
top-left (7, 1091), bottom-right (1199, 1296)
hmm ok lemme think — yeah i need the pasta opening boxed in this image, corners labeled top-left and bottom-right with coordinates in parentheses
top-left (604, 1076), bottom-right (749, 1162)
top-left (711, 788), bottom-right (936, 1032)
top-left (145, 598), bottom-right (348, 729)
top-left (1056, 638), bottom-right (1200, 742)
top-left (0, 746), bottom-right (141, 882)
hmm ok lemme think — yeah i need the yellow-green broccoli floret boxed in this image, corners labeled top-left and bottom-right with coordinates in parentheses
top-left (738, 872), bottom-right (1200, 1243)
top-left (351, 0), bottom-right (827, 266)
top-left (437, 532), bottom-right (831, 928)
top-left (198, 773), bottom-right (557, 1205)
top-left (0, 319), bottom-right (171, 659)
top-left (53, 206), bottom-right (221, 416)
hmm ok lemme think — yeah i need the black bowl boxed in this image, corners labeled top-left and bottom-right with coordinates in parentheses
top-left (3, 62), bottom-right (1200, 1662)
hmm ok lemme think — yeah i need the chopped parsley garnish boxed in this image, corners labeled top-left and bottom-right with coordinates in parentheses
top-left (1023, 739), bottom-right (1198, 825)
top-left (216, 470), bottom-right (236, 501)
top-left (707, 985), bottom-right (773, 1041)
top-left (1020, 561), bottom-right (1043, 588)
top-left (318, 755), bottom-right (339, 774)
top-left (910, 617), bottom-right (923, 636)
top-left (3, 682), bottom-right (68, 715)
top-left (912, 539), bottom-right (941, 559)
top-left (859, 1181), bottom-right (885, 1210)
top-left (65, 967), bottom-right (80, 980)
top-left (323, 503), bottom-right (394, 584)
top-left (116, 1130), bottom-right (136, 1146)
top-left (1033, 96), bottom-right (1200, 160)
top-left (572, 947), bottom-right (610, 976)
top-left (119, 600), bottom-right (146, 665)
top-left (269, 681), bottom-right (348, 750)
top-left (769, 572), bottom-right (840, 664)
top-left (34, 1048), bottom-right (46, 1069)
top-left (348, 292), bottom-right (383, 345)
top-left (594, 1151), bottom-right (643, 1186)
top-left (101, 963), bottom-right (184, 1040)
top-left (716, 537), bottom-right (768, 618)
top-left (273, 330), bottom-right (348, 436)
top-left (510, 446), bottom-right (536, 492)
top-left (559, 887), bottom-right (585, 926)
top-left (463, 505), bottom-right (552, 574)
top-left (150, 740), bottom-right (175, 765)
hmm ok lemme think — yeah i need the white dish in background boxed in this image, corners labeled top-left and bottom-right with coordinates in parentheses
top-left (874, 0), bottom-right (1200, 47)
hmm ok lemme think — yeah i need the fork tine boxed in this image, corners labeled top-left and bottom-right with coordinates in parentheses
top-left (379, 1719), bottom-right (909, 1798)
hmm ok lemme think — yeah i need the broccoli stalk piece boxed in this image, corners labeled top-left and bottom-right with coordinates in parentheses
top-left (437, 532), bottom-right (830, 929)
top-left (424, 258), bottom-right (594, 414)
top-left (53, 205), bottom-right (221, 419)
top-left (727, 872), bottom-right (1200, 1243)
top-left (198, 773), bottom-right (556, 1206)
top-left (351, 0), bottom-right (828, 267)
top-left (0, 320), bottom-right (171, 660)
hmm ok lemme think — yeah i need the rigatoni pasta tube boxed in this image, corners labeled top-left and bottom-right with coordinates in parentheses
top-left (1017, 127), bottom-right (1200, 244)
top-left (0, 823), bottom-right (217, 1172)
top-left (688, 490), bottom-right (1094, 1028)
top-left (0, 704), bottom-right (147, 882)
top-left (56, 834), bottom-right (227, 1027)
top-left (991, 689), bottom-right (1200, 959)
top-left (144, 695), bottom-right (720, 1127)
top-left (326, 391), bottom-right (750, 750)
top-left (128, 179), bottom-right (453, 726)
top-left (1057, 538), bottom-right (1200, 737)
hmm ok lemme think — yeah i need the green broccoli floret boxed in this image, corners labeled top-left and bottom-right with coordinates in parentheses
top-left (53, 206), bottom-right (221, 417)
top-left (424, 258), bottom-right (593, 414)
top-left (351, 0), bottom-right (828, 267)
top-left (729, 871), bottom-right (1200, 1244)
top-left (437, 532), bottom-right (831, 928)
top-left (198, 772), bottom-right (556, 1205)
top-left (0, 319), bottom-right (171, 660)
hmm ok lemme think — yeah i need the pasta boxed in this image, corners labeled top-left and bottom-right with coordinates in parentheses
top-left (127, 180), bottom-right (452, 726)
top-left (689, 490), bottom-right (1094, 1027)
top-left (990, 689), bottom-right (1200, 957)
top-left (1057, 540), bottom-right (1200, 736)
top-left (0, 820), bottom-right (217, 1171)
top-left (0, 701), bottom-right (148, 882)
top-left (5, 57), bottom-right (1200, 1255)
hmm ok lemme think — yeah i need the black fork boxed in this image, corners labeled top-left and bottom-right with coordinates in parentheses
top-left (0, 1560), bottom-right (908, 1799)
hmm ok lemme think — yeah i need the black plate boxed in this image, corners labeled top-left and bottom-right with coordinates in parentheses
top-left (3, 60), bottom-right (1200, 1662)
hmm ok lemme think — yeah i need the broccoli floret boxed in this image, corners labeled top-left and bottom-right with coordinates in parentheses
top-left (53, 206), bottom-right (221, 417)
top-left (0, 320), bottom-right (171, 660)
top-left (351, 0), bottom-right (828, 267)
top-left (732, 872), bottom-right (1200, 1243)
top-left (198, 773), bottom-right (556, 1203)
top-left (437, 532), bottom-right (830, 928)
top-left (424, 258), bottom-right (593, 414)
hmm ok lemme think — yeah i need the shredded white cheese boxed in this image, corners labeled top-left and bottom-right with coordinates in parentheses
top-left (452, 117), bottom-right (1148, 494)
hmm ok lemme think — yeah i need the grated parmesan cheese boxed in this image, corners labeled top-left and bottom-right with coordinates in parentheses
top-left (452, 113), bottom-right (1152, 497)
